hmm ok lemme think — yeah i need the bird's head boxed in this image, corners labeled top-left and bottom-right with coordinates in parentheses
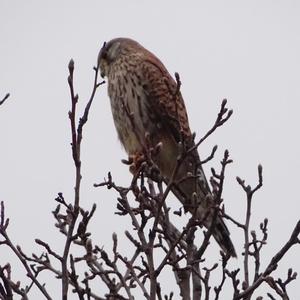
top-left (97, 38), bottom-right (143, 78)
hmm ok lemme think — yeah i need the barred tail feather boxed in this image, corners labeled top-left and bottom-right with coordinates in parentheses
top-left (212, 217), bottom-right (237, 258)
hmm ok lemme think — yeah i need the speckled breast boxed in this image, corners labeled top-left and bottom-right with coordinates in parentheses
top-left (107, 67), bottom-right (155, 155)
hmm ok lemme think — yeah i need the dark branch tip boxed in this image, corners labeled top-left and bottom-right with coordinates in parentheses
top-left (68, 59), bottom-right (74, 72)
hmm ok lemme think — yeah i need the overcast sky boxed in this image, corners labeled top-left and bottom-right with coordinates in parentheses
top-left (1, 1), bottom-right (300, 299)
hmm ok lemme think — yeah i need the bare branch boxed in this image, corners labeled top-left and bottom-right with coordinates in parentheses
top-left (0, 203), bottom-right (52, 299)
top-left (235, 220), bottom-right (300, 299)
top-left (0, 93), bottom-right (9, 106)
top-left (61, 59), bottom-right (101, 299)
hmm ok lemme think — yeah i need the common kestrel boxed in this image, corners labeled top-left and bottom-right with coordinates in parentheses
top-left (98, 38), bottom-right (236, 257)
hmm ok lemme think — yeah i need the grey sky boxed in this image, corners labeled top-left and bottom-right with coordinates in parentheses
top-left (1, 1), bottom-right (300, 298)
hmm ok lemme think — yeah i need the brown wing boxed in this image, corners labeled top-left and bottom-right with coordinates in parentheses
top-left (138, 54), bottom-right (211, 194)
top-left (139, 53), bottom-right (193, 145)
top-left (138, 55), bottom-right (236, 257)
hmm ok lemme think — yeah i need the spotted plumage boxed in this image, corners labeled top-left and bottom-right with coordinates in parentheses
top-left (98, 38), bottom-right (236, 257)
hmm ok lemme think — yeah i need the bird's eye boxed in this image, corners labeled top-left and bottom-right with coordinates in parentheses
top-left (98, 40), bottom-right (121, 64)
top-left (101, 51), bottom-right (107, 60)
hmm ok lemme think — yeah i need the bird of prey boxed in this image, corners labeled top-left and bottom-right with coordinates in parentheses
top-left (98, 37), bottom-right (236, 257)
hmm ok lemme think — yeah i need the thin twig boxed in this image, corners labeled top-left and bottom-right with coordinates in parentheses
top-left (0, 93), bottom-right (9, 106)
top-left (62, 60), bottom-right (101, 299)
top-left (235, 220), bottom-right (300, 299)
top-left (236, 164), bottom-right (263, 293)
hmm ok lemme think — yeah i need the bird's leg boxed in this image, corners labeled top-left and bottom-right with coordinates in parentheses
top-left (128, 152), bottom-right (146, 175)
